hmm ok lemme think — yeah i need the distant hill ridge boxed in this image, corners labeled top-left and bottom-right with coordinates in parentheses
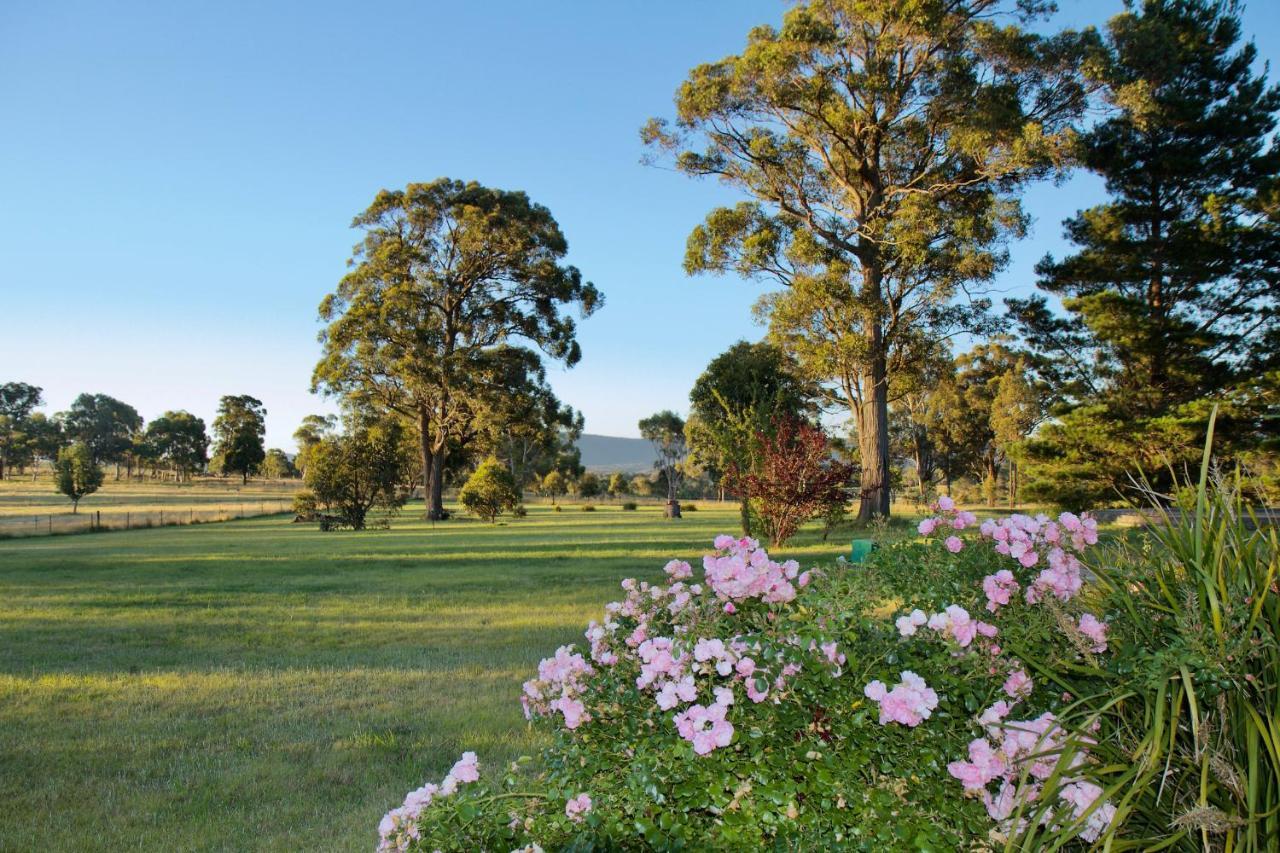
top-left (576, 433), bottom-right (653, 474)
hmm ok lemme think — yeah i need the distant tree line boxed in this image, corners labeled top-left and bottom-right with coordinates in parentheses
top-left (0, 385), bottom-right (306, 506)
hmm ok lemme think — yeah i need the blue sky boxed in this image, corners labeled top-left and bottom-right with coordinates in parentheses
top-left (2, 1), bottom-right (1278, 450)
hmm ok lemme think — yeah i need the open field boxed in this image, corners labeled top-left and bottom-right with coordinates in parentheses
top-left (0, 478), bottom-right (301, 537)
top-left (0, 502), bottom-right (848, 851)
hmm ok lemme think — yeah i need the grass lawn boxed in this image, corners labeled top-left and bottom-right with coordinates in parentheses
top-left (0, 502), bottom-right (848, 851)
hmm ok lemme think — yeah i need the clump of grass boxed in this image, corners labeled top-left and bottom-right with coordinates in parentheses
top-left (1025, 411), bottom-right (1279, 850)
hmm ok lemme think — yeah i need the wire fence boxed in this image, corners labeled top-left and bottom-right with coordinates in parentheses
top-left (0, 499), bottom-right (294, 539)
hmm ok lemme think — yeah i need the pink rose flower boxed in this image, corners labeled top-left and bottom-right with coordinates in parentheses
top-left (565, 792), bottom-right (593, 823)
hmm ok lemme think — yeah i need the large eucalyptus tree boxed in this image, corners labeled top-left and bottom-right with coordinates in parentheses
top-left (645, 0), bottom-right (1095, 519)
top-left (313, 180), bottom-right (601, 519)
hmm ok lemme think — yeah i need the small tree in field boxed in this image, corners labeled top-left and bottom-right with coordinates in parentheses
top-left (461, 457), bottom-right (521, 523)
top-left (54, 442), bottom-right (102, 513)
top-left (639, 411), bottom-right (687, 517)
top-left (607, 472), bottom-right (629, 498)
top-left (576, 472), bottom-right (602, 500)
top-left (540, 470), bottom-right (566, 505)
top-left (728, 418), bottom-right (854, 546)
top-left (304, 420), bottom-right (406, 530)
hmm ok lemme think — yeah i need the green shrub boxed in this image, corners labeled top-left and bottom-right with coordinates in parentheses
top-left (292, 491), bottom-right (318, 519)
top-left (304, 419), bottom-right (407, 530)
top-left (376, 508), bottom-right (1119, 850)
top-left (682, 503), bottom-right (697, 512)
top-left (511, 504), bottom-right (528, 518)
top-left (580, 504), bottom-right (595, 512)
top-left (621, 501), bottom-right (637, 511)
top-left (458, 457), bottom-right (520, 523)
top-left (553, 504), bottom-right (562, 513)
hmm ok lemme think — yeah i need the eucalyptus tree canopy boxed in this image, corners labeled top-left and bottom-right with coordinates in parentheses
top-left (463, 345), bottom-right (584, 489)
top-left (304, 418), bottom-right (407, 530)
top-left (644, 0), bottom-right (1095, 519)
top-left (313, 179), bottom-right (601, 520)
top-left (58, 392), bottom-right (142, 473)
top-left (212, 395), bottom-right (266, 485)
top-left (292, 413), bottom-right (337, 478)
top-left (639, 411), bottom-right (688, 506)
top-left (0, 382), bottom-right (43, 479)
top-left (145, 411), bottom-right (209, 481)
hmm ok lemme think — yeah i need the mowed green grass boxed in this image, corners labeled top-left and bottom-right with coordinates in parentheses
top-left (0, 502), bottom-right (844, 852)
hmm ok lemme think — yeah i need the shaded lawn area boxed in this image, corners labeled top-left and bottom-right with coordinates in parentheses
top-left (0, 503), bottom-right (846, 851)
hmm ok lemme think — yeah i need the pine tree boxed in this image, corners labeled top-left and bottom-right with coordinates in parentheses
top-left (1012, 0), bottom-right (1280, 506)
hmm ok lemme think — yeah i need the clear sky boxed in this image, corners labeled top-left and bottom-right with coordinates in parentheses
top-left (3, 1), bottom-right (1278, 450)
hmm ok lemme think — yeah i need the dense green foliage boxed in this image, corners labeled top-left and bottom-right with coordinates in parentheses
top-left (0, 381), bottom-right (45, 478)
top-left (312, 179), bottom-right (601, 520)
top-left (259, 448), bottom-right (297, 479)
top-left (687, 341), bottom-right (813, 535)
top-left (303, 419), bottom-right (407, 529)
top-left (143, 410), bottom-right (209, 481)
top-left (1011, 0), bottom-right (1280, 507)
top-left (645, 0), bottom-right (1094, 520)
top-left (59, 392), bottom-right (142, 473)
top-left (459, 457), bottom-right (521, 523)
top-left (53, 441), bottom-right (103, 511)
top-left (212, 395), bottom-right (267, 485)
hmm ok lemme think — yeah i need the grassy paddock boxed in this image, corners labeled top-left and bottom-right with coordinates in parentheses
top-left (0, 502), bottom-right (846, 851)
top-left (0, 478), bottom-right (301, 537)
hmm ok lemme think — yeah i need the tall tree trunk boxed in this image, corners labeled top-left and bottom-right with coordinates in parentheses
top-left (856, 259), bottom-right (892, 522)
top-left (856, 350), bottom-right (892, 521)
top-left (416, 409), bottom-right (440, 519)
top-left (242, 470), bottom-right (248, 486)
top-left (427, 452), bottom-right (446, 519)
top-left (913, 438), bottom-right (926, 500)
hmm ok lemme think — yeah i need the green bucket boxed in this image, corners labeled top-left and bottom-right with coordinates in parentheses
top-left (849, 538), bottom-right (875, 564)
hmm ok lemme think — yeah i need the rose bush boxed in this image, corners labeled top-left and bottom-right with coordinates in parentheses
top-left (375, 498), bottom-right (1131, 851)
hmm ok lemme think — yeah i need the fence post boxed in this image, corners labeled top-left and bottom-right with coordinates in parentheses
top-left (48, 515), bottom-right (52, 534)
top-left (126, 512), bottom-right (130, 529)
top-left (160, 509), bottom-right (164, 526)
top-left (190, 509), bottom-right (193, 524)
top-left (96, 510), bottom-right (101, 531)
